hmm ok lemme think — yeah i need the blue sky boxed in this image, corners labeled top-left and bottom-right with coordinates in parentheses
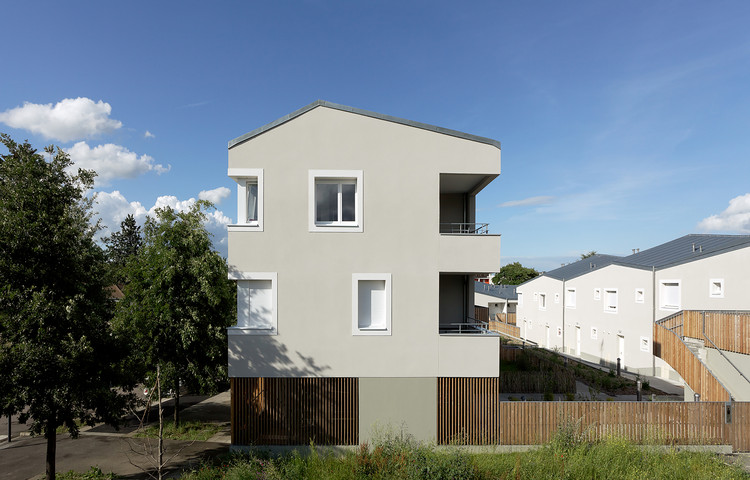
top-left (2, 1), bottom-right (750, 271)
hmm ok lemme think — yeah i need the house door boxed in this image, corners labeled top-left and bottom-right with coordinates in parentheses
top-left (575, 326), bottom-right (581, 356)
top-left (618, 335), bottom-right (625, 369)
top-left (546, 326), bottom-right (550, 349)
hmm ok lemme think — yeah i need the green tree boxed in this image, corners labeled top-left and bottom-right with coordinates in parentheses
top-left (103, 213), bottom-right (142, 288)
top-left (114, 202), bottom-right (235, 429)
top-left (492, 262), bottom-right (540, 285)
top-left (580, 250), bottom-right (598, 259)
top-left (0, 135), bottom-right (131, 480)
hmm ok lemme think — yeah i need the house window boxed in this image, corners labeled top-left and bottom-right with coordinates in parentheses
top-left (591, 327), bottom-right (598, 340)
top-left (566, 288), bottom-right (576, 308)
top-left (517, 292), bottom-right (523, 307)
top-left (309, 170), bottom-right (363, 232)
top-left (352, 273), bottom-right (391, 335)
top-left (660, 280), bottom-right (681, 311)
top-left (228, 272), bottom-right (277, 335)
top-left (604, 288), bottom-right (618, 313)
top-left (640, 336), bottom-right (650, 352)
top-left (635, 288), bottom-right (645, 304)
top-left (228, 168), bottom-right (263, 231)
top-left (710, 279), bottom-right (724, 298)
top-left (556, 326), bottom-right (562, 337)
top-left (594, 288), bottom-right (601, 300)
top-left (554, 293), bottom-right (560, 303)
top-left (538, 293), bottom-right (547, 310)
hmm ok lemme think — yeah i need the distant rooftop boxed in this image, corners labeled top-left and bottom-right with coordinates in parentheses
top-left (617, 234), bottom-right (750, 270)
top-left (541, 254), bottom-right (622, 281)
top-left (228, 100), bottom-right (502, 150)
top-left (474, 281), bottom-right (518, 300)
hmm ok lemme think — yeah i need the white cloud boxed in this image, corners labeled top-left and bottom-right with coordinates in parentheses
top-left (498, 196), bottom-right (555, 208)
top-left (199, 187), bottom-right (231, 205)
top-left (66, 142), bottom-right (169, 185)
top-left (94, 190), bottom-right (231, 256)
top-left (144, 130), bottom-right (155, 138)
top-left (0, 97), bottom-right (122, 142)
top-left (698, 194), bottom-right (750, 233)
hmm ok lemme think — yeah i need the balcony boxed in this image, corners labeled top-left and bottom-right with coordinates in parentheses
top-left (438, 233), bottom-right (501, 273)
top-left (439, 222), bottom-right (489, 235)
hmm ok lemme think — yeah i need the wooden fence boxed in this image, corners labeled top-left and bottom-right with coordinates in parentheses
top-left (438, 378), bottom-right (750, 450)
top-left (653, 318), bottom-right (731, 401)
top-left (489, 313), bottom-right (521, 339)
top-left (498, 313), bottom-right (517, 325)
top-left (474, 306), bottom-right (489, 322)
top-left (231, 377), bottom-right (359, 446)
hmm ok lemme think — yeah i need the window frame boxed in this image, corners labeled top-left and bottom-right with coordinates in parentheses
top-left (635, 288), bottom-right (645, 304)
top-left (309, 170), bottom-right (363, 232)
top-left (228, 271), bottom-right (277, 336)
top-left (659, 280), bottom-right (681, 311)
top-left (603, 288), bottom-right (618, 314)
top-left (228, 168), bottom-right (264, 232)
top-left (709, 278), bottom-right (724, 298)
top-left (538, 293), bottom-right (547, 311)
top-left (352, 273), bottom-right (391, 336)
top-left (566, 287), bottom-right (576, 309)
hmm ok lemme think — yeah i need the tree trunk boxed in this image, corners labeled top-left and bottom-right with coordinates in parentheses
top-left (157, 363), bottom-right (164, 480)
top-left (173, 378), bottom-right (180, 428)
top-left (45, 412), bottom-right (56, 480)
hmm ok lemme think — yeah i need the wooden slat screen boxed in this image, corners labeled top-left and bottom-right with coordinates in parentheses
top-left (438, 377), bottom-right (500, 444)
top-left (702, 312), bottom-right (750, 355)
top-left (437, 386), bottom-right (750, 451)
top-left (489, 313), bottom-right (521, 338)
top-left (653, 321), bottom-right (730, 401)
top-left (231, 377), bottom-right (358, 446)
top-left (474, 306), bottom-right (489, 322)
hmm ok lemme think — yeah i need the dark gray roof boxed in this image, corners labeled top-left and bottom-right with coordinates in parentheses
top-left (474, 281), bottom-right (518, 300)
top-left (617, 234), bottom-right (750, 270)
top-left (228, 100), bottom-right (502, 150)
top-left (540, 254), bottom-right (622, 281)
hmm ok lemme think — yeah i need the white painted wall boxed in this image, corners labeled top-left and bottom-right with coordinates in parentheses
top-left (516, 276), bottom-right (563, 348)
top-left (227, 106), bottom-right (501, 378)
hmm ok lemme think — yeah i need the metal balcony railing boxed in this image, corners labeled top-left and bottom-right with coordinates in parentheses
top-left (439, 223), bottom-right (489, 234)
top-left (439, 317), bottom-right (498, 335)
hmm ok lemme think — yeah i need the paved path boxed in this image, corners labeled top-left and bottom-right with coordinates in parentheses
top-left (0, 391), bottom-right (231, 479)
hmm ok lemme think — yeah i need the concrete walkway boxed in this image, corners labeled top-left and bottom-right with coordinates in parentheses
top-left (0, 390), bottom-right (231, 479)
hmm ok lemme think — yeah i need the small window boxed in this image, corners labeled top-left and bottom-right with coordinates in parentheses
top-left (640, 336), bottom-right (650, 352)
top-left (660, 280), bottom-right (681, 311)
top-left (228, 168), bottom-right (264, 231)
top-left (528, 319), bottom-right (533, 330)
top-left (554, 293), bottom-right (560, 304)
top-left (635, 288), bottom-right (645, 304)
top-left (352, 273), bottom-right (391, 335)
top-left (710, 279), bottom-right (724, 298)
top-left (556, 326), bottom-right (562, 337)
top-left (533, 292), bottom-right (538, 302)
top-left (538, 293), bottom-right (547, 310)
top-left (309, 170), bottom-right (363, 232)
top-left (229, 272), bottom-right (277, 335)
top-left (604, 288), bottom-right (618, 313)
top-left (594, 288), bottom-right (601, 300)
top-left (566, 288), bottom-right (576, 308)
top-left (591, 327), bottom-right (598, 340)
top-left (517, 292), bottom-right (524, 307)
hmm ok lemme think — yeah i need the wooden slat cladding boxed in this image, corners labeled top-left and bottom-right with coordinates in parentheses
top-left (474, 306), bottom-right (489, 322)
top-left (663, 310), bottom-right (750, 356)
top-left (438, 391), bottom-right (750, 451)
top-left (653, 319), bottom-right (731, 401)
top-left (231, 377), bottom-right (358, 446)
top-left (438, 377), bottom-right (500, 444)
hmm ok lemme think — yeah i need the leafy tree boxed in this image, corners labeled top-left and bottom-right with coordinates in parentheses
top-left (0, 135), bottom-right (131, 480)
top-left (103, 213), bottom-right (142, 287)
top-left (580, 250), bottom-right (598, 259)
top-left (492, 262), bottom-right (540, 285)
top-left (114, 201), bottom-right (235, 430)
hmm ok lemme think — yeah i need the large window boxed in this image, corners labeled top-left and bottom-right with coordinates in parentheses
top-left (228, 168), bottom-right (263, 231)
top-left (352, 274), bottom-right (391, 335)
top-left (309, 170), bottom-right (363, 232)
top-left (660, 280), bottom-right (681, 311)
top-left (229, 272), bottom-right (277, 335)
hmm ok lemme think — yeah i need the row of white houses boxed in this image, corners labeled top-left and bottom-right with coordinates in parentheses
top-left (514, 234), bottom-right (750, 395)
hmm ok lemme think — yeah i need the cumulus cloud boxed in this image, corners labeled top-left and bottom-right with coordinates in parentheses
top-left (0, 97), bottom-right (122, 142)
top-left (498, 196), bottom-right (555, 208)
top-left (199, 187), bottom-right (231, 205)
top-left (94, 190), bottom-right (232, 256)
top-left (144, 130), bottom-right (155, 138)
top-left (698, 193), bottom-right (750, 233)
top-left (66, 142), bottom-right (169, 185)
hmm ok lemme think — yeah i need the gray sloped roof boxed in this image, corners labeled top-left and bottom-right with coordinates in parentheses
top-left (617, 234), bottom-right (750, 270)
top-left (541, 254), bottom-right (622, 281)
top-left (474, 281), bottom-right (518, 300)
top-left (228, 100), bottom-right (502, 150)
